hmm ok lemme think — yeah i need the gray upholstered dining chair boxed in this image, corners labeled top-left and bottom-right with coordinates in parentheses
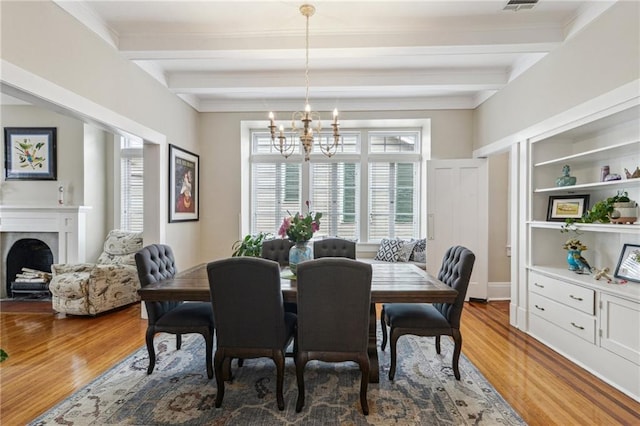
top-left (135, 244), bottom-right (215, 379)
top-left (261, 238), bottom-right (297, 314)
top-left (294, 258), bottom-right (372, 415)
top-left (261, 238), bottom-right (295, 266)
top-left (380, 245), bottom-right (475, 381)
top-left (206, 257), bottom-right (297, 411)
top-left (313, 238), bottom-right (356, 259)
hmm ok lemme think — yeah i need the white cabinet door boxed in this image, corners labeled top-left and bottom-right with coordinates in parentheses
top-left (600, 293), bottom-right (640, 366)
top-left (427, 159), bottom-right (488, 300)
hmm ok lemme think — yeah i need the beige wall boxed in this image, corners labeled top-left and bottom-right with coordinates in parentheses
top-left (1, 0), bottom-right (201, 270)
top-left (83, 124), bottom-right (109, 261)
top-left (0, 105), bottom-right (85, 206)
top-left (488, 153), bottom-right (510, 283)
top-left (474, 1), bottom-right (639, 149)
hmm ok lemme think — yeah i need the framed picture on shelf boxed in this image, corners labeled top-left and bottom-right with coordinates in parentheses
top-left (4, 127), bottom-right (57, 180)
top-left (614, 243), bottom-right (640, 283)
top-left (168, 144), bottom-right (199, 223)
top-left (546, 194), bottom-right (590, 222)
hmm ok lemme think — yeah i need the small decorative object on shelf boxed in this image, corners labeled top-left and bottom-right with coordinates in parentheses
top-left (600, 165), bottom-right (610, 182)
top-left (609, 191), bottom-right (638, 224)
top-left (555, 164), bottom-right (577, 187)
top-left (563, 238), bottom-right (591, 274)
top-left (593, 267), bottom-right (613, 283)
top-left (604, 173), bottom-right (622, 181)
top-left (278, 201), bottom-right (322, 274)
top-left (57, 184), bottom-right (64, 205)
top-left (624, 166), bottom-right (640, 179)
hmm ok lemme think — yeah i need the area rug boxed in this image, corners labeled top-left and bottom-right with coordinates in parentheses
top-left (30, 332), bottom-right (525, 425)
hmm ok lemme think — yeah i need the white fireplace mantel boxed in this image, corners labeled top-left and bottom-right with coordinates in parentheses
top-left (0, 205), bottom-right (91, 263)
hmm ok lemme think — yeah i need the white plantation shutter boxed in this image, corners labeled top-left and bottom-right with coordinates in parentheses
top-left (249, 128), bottom-right (421, 243)
top-left (120, 138), bottom-right (143, 232)
top-left (310, 162), bottom-right (359, 239)
top-left (252, 162), bottom-right (301, 234)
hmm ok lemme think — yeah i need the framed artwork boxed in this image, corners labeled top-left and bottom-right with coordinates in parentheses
top-left (4, 127), bottom-right (57, 180)
top-left (546, 194), bottom-right (590, 222)
top-left (614, 243), bottom-right (640, 283)
top-left (169, 144), bottom-right (199, 222)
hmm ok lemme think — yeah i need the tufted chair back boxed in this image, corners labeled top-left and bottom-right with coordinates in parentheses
top-left (135, 244), bottom-right (180, 324)
top-left (313, 238), bottom-right (356, 259)
top-left (261, 239), bottom-right (295, 266)
top-left (434, 245), bottom-right (475, 328)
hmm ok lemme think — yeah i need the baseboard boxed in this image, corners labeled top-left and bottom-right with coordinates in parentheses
top-left (488, 281), bottom-right (511, 301)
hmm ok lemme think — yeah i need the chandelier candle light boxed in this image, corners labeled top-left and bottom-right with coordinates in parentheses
top-left (268, 4), bottom-right (341, 161)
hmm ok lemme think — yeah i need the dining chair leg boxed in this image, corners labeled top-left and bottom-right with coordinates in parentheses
top-left (357, 355), bottom-right (370, 415)
top-left (388, 330), bottom-right (400, 380)
top-left (273, 350), bottom-right (286, 411)
top-left (213, 350), bottom-right (226, 408)
top-left (145, 328), bottom-right (156, 375)
top-left (380, 309), bottom-right (388, 351)
top-left (202, 331), bottom-right (214, 380)
top-left (176, 333), bottom-right (182, 350)
top-left (435, 335), bottom-right (441, 354)
top-left (295, 352), bottom-right (309, 413)
top-left (451, 329), bottom-right (462, 380)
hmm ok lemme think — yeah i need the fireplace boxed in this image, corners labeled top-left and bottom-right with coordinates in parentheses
top-left (0, 205), bottom-right (90, 299)
top-left (6, 238), bottom-right (54, 298)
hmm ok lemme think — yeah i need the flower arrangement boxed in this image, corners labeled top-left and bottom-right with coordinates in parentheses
top-left (563, 238), bottom-right (587, 251)
top-left (278, 201), bottom-right (322, 243)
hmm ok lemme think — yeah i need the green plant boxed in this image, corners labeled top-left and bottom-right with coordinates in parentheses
top-left (231, 232), bottom-right (270, 257)
top-left (562, 190), bottom-right (632, 232)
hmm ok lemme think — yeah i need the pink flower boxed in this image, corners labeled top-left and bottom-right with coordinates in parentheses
top-left (311, 222), bottom-right (319, 232)
top-left (278, 217), bottom-right (291, 238)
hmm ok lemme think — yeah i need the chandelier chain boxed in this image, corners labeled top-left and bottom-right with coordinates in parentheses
top-left (305, 11), bottom-right (310, 106)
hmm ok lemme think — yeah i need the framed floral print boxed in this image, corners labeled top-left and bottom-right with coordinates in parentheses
top-left (4, 127), bottom-right (57, 180)
top-left (169, 144), bottom-right (199, 222)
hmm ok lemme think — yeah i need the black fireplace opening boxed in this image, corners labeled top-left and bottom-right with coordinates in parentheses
top-left (6, 239), bottom-right (54, 298)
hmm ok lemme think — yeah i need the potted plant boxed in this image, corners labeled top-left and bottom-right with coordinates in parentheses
top-left (231, 232), bottom-right (270, 257)
top-left (609, 191), bottom-right (638, 224)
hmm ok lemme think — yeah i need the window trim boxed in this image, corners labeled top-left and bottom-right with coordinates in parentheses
top-left (240, 118), bottom-right (431, 246)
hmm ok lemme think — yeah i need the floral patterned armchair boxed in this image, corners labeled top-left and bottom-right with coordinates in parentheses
top-left (49, 230), bottom-right (143, 316)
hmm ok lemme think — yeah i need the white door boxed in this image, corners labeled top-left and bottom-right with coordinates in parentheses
top-left (427, 159), bottom-right (488, 300)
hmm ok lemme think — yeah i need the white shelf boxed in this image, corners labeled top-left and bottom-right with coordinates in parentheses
top-left (534, 177), bottom-right (640, 193)
top-left (534, 138), bottom-right (640, 168)
top-left (528, 221), bottom-right (640, 234)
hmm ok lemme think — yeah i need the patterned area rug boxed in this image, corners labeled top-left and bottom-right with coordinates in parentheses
top-left (30, 332), bottom-right (525, 425)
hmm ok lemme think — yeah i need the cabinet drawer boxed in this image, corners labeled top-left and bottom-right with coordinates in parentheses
top-left (529, 292), bottom-right (596, 343)
top-left (529, 271), bottom-right (595, 314)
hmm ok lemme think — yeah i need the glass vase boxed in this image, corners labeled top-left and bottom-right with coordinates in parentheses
top-left (289, 241), bottom-right (313, 275)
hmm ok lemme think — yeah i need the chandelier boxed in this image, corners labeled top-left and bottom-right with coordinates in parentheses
top-left (268, 4), bottom-right (341, 161)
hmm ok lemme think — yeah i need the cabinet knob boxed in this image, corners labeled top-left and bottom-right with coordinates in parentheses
top-left (534, 304), bottom-right (545, 311)
top-left (569, 294), bottom-right (583, 301)
top-left (571, 322), bottom-right (585, 330)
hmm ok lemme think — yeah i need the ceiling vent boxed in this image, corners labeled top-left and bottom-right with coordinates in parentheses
top-left (503, 0), bottom-right (538, 12)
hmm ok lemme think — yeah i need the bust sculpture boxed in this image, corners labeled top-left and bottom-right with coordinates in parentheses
top-left (555, 164), bottom-right (577, 187)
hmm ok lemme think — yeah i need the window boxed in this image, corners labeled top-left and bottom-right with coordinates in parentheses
top-left (120, 137), bottom-right (143, 232)
top-left (249, 127), bottom-right (422, 242)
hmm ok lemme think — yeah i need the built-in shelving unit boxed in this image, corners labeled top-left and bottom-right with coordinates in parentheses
top-left (524, 103), bottom-right (640, 401)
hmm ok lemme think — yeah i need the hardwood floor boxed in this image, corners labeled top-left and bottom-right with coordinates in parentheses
top-left (1, 300), bottom-right (638, 425)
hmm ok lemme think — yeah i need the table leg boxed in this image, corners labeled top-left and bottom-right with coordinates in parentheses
top-left (368, 303), bottom-right (380, 383)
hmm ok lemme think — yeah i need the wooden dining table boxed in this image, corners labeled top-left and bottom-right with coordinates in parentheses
top-left (138, 261), bottom-right (457, 383)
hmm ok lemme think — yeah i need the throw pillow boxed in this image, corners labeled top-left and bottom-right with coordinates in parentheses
top-left (374, 238), bottom-right (404, 262)
top-left (412, 247), bottom-right (426, 263)
top-left (410, 238), bottom-right (426, 261)
top-left (398, 239), bottom-right (417, 262)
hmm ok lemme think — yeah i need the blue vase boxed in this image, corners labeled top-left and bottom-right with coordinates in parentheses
top-left (289, 241), bottom-right (313, 275)
top-left (566, 250), bottom-right (581, 271)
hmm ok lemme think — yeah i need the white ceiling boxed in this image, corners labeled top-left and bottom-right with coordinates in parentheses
top-left (53, 0), bottom-right (616, 113)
